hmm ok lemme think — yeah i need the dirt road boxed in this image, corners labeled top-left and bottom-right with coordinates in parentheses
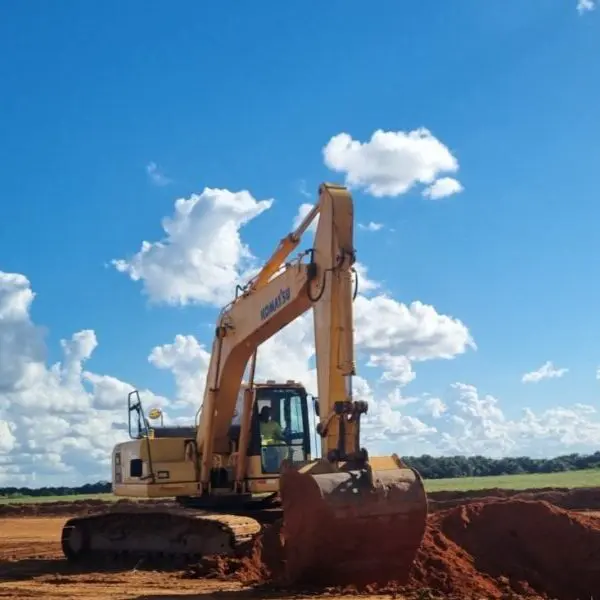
top-left (0, 517), bottom-right (242, 600)
top-left (4, 487), bottom-right (600, 599)
top-left (0, 516), bottom-right (376, 600)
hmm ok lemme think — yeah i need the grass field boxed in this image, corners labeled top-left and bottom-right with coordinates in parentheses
top-left (3, 469), bottom-right (600, 505)
top-left (423, 468), bottom-right (600, 492)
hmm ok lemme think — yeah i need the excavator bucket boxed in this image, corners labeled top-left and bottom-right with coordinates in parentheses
top-left (279, 455), bottom-right (427, 588)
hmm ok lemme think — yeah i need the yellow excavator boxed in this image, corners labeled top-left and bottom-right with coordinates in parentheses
top-left (61, 183), bottom-right (428, 586)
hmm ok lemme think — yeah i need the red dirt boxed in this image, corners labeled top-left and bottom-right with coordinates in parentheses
top-left (237, 520), bottom-right (285, 585)
top-left (429, 499), bottom-right (600, 600)
top-left (428, 485), bottom-right (600, 513)
top-left (4, 485), bottom-right (600, 519)
top-left (3, 485), bottom-right (600, 519)
top-left (227, 498), bottom-right (600, 600)
top-left (7, 488), bottom-right (600, 599)
top-left (0, 498), bottom-right (175, 518)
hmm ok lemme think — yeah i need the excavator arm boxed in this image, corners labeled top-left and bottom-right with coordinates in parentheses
top-left (195, 183), bottom-right (362, 487)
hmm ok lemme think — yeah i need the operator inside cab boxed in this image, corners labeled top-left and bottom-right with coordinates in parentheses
top-left (259, 405), bottom-right (284, 472)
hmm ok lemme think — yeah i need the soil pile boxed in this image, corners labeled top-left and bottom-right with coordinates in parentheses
top-left (231, 499), bottom-right (600, 599)
top-left (0, 498), bottom-right (175, 518)
top-left (427, 499), bottom-right (600, 600)
top-left (0, 499), bottom-right (110, 518)
top-left (428, 485), bottom-right (600, 513)
top-left (236, 520), bottom-right (285, 585)
top-left (3, 486), bottom-right (600, 519)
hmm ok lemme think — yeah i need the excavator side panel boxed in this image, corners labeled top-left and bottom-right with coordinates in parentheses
top-left (112, 438), bottom-right (199, 498)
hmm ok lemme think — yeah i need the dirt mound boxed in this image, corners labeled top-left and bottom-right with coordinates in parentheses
top-left (428, 485), bottom-right (600, 513)
top-left (236, 520), bottom-right (285, 585)
top-left (4, 485), bottom-right (600, 519)
top-left (0, 499), bottom-right (111, 518)
top-left (0, 498), bottom-right (176, 519)
top-left (429, 499), bottom-right (600, 599)
top-left (228, 499), bottom-right (600, 599)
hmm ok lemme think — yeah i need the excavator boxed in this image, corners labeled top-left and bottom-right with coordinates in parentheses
top-left (61, 182), bottom-right (428, 586)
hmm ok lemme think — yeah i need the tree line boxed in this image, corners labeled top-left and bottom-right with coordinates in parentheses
top-left (2, 451), bottom-right (600, 497)
top-left (402, 451), bottom-right (600, 479)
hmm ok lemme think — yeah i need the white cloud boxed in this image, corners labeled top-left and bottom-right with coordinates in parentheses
top-left (146, 162), bottom-right (171, 186)
top-left (358, 221), bottom-right (383, 232)
top-left (354, 295), bottom-right (475, 361)
top-left (352, 262), bottom-right (379, 295)
top-left (112, 187), bottom-right (273, 307)
top-left (0, 270), bottom-right (171, 486)
top-left (148, 335), bottom-right (212, 408)
top-left (355, 378), bottom-right (436, 445)
top-left (522, 361), bottom-right (568, 383)
top-left (367, 354), bottom-right (415, 385)
top-left (323, 128), bottom-right (462, 198)
top-left (0, 420), bottom-right (16, 453)
top-left (420, 382), bottom-right (600, 458)
top-left (424, 397), bottom-right (447, 418)
top-left (422, 177), bottom-right (464, 200)
top-left (292, 202), bottom-right (318, 234)
top-left (577, 0), bottom-right (595, 14)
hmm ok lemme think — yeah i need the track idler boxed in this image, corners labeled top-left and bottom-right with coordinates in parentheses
top-left (279, 455), bottom-right (428, 588)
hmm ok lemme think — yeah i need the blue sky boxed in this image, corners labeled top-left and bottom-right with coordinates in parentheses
top-left (0, 1), bottom-right (599, 484)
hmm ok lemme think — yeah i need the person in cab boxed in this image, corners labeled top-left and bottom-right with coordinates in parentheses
top-left (259, 405), bottom-right (285, 472)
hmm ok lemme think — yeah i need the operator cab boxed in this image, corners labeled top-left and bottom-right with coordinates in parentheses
top-left (230, 381), bottom-right (313, 474)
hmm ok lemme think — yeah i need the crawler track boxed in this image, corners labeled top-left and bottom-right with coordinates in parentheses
top-left (61, 505), bottom-right (264, 568)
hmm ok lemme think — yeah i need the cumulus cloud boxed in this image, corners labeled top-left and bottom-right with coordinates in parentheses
top-left (355, 377), bottom-right (436, 445)
top-left (0, 270), bottom-right (172, 486)
top-left (422, 177), bottom-right (464, 200)
top-left (149, 335), bottom-right (211, 408)
top-left (358, 221), bottom-right (383, 232)
top-left (366, 354), bottom-right (416, 386)
top-left (522, 361), bottom-right (568, 383)
top-left (354, 295), bottom-right (475, 361)
top-left (423, 382), bottom-right (600, 458)
top-left (112, 188), bottom-right (273, 306)
top-left (577, 0), bottom-right (595, 14)
top-left (323, 128), bottom-right (462, 199)
top-left (424, 397), bottom-right (447, 419)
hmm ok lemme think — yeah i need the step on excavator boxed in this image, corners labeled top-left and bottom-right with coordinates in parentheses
top-left (61, 183), bottom-right (428, 586)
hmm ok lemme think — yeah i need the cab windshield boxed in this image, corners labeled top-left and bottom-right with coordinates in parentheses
top-left (255, 386), bottom-right (309, 473)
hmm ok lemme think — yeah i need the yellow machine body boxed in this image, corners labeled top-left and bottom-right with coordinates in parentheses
top-left (61, 183), bottom-right (428, 587)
